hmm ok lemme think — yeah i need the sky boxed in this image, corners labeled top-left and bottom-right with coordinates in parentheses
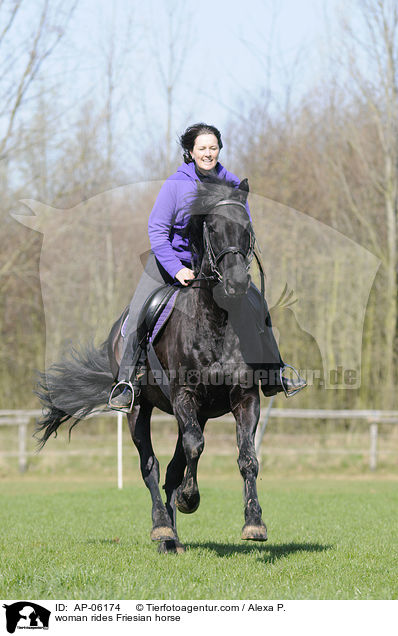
top-left (0, 0), bottom-right (348, 184)
top-left (37, 0), bottom-right (342, 173)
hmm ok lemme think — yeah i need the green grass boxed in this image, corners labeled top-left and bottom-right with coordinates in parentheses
top-left (1, 470), bottom-right (397, 600)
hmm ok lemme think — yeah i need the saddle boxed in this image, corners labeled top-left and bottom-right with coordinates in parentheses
top-left (137, 284), bottom-right (179, 347)
top-left (118, 284), bottom-right (179, 403)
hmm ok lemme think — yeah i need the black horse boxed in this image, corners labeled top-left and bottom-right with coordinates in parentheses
top-left (36, 178), bottom-right (273, 553)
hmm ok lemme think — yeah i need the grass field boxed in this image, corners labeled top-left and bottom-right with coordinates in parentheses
top-left (1, 461), bottom-right (397, 600)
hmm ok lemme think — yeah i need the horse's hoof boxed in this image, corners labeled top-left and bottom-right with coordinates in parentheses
top-left (241, 523), bottom-right (268, 541)
top-left (175, 490), bottom-right (200, 514)
top-left (158, 539), bottom-right (186, 554)
top-left (150, 526), bottom-right (177, 541)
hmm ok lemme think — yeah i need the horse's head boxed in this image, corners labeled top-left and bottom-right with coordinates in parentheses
top-left (187, 178), bottom-right (254, 298)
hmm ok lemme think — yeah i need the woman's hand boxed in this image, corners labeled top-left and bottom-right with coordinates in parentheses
top-left (175, 267), bottom-right (195, 286)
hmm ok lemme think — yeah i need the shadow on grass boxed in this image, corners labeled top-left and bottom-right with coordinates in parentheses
top-left (186, 541), bottom-right (333, 563)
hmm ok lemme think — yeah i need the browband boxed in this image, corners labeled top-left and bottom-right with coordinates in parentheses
top-left (214, 199), bottom-right (247, 210)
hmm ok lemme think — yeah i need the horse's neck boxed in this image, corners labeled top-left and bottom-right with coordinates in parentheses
top-left (199, 285), bottom-right (226, 317)
top-left (181, 285), bottom-right (227, 327)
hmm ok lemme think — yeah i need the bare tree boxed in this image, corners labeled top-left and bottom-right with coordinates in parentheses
top-left (0, 0), bottom-right (76, 160)
top-left (143, 0), bottom-right (192, 175)
top-left (331, 0), bottom-right (398, 402)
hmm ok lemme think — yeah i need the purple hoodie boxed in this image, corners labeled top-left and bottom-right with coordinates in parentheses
top-left (148, 161), bottom-right (249, 279)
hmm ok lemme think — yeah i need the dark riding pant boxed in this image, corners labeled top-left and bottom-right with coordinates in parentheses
top-left (117, 252), bottom-right (178, 382)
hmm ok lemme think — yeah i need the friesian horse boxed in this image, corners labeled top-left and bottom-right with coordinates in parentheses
top-left (36, 178), bottom-right (272, 553)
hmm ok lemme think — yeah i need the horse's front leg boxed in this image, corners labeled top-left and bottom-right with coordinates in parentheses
top-left (173, 390), bottom-right (205, 514)
top-left (231, 388), bottom-right (268, 541)
top-left (154, 429), bottom-right (188, 555)
top-left (163, 428), bottom-right (186, 528)
top-left (127, 401), bottom-right (177, 542)
top-left (164, 412), bottom-right (207, 524)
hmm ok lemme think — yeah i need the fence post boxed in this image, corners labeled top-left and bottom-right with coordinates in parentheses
top-left (18, 420), bottom-right (28, 473)
top-left (117, 412), bottom-right (123, 489)
top-left (369, 422), bottom-right (378, 471)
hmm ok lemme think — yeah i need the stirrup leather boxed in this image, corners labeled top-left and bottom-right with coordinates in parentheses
top-left (108, 380), bottom-right (135, 413)
top-left (280, 365), bottom-right (307, 398)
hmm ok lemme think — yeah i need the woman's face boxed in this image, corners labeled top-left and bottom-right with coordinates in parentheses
top-left (190, 133), bottom-right (220, 172)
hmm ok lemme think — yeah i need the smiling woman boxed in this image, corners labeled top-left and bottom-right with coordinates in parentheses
top-left (190, 134), bottom-right (220, 172)
top-left (181, 123), bottom-right (223, 173)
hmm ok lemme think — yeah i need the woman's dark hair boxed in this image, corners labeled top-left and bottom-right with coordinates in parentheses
top-left (179, 122), bottom-right (223, 164)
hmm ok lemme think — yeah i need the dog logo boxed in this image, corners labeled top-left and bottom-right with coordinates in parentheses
top-left (3, 602), bottom-right (51, 633)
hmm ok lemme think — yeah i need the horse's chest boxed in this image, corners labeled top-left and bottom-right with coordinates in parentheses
top-left (193, 319), bottom-right (240, 363)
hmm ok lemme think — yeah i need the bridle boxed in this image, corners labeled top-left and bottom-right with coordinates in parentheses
top-left (192, 198), bottom-right (267, 333)
top-left (202, 199), bottom-right (255, 283)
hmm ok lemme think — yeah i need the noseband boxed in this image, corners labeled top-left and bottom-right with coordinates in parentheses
top-left (202, 199), bottom-right (255, 283)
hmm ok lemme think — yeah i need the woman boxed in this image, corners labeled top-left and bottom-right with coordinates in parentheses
top-left (109, 122), bottom-right (306, 410)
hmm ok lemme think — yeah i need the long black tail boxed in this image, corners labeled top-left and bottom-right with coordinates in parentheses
top-left (35, 340), bottom-right (114, 448)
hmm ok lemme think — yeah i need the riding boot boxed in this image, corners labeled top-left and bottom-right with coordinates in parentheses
top-left (108, 346), bottom-right (147, 412)
top-left (109, 367), bottom-right (146, 411)
top-left (261, 365), bottom-right (307, 398)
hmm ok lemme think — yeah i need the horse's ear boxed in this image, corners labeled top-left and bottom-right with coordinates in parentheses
top-left (238, 178), bottom-right (249, 193)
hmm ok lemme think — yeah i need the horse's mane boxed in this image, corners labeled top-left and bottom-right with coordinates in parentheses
top-left (184, 177), bottom-right (249, 264)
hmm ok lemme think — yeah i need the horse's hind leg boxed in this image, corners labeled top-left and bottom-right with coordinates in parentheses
top-left (127, 402), bottom-right (176, 542)
top-left (232, 389), bottom-right (267, 541)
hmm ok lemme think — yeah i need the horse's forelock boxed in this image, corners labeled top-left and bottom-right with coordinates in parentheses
top-left (193, 178), bottom-right (245, 214)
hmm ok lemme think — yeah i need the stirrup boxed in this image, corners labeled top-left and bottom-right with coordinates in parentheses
top-left (280, 365), bottom-right (307, 398)
top-left (108, 381), bottom-right (135, 413)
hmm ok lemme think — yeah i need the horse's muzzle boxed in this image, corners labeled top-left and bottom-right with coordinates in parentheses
top-left (224, 278), bottom-right (250, 297)
top-left (212, 275), bottom-right (251, 308)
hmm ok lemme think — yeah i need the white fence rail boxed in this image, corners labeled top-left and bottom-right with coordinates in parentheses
top-left (1, 408), bottom-right (398, 485)
top-left (0, 409), bottom-right (124, 485)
